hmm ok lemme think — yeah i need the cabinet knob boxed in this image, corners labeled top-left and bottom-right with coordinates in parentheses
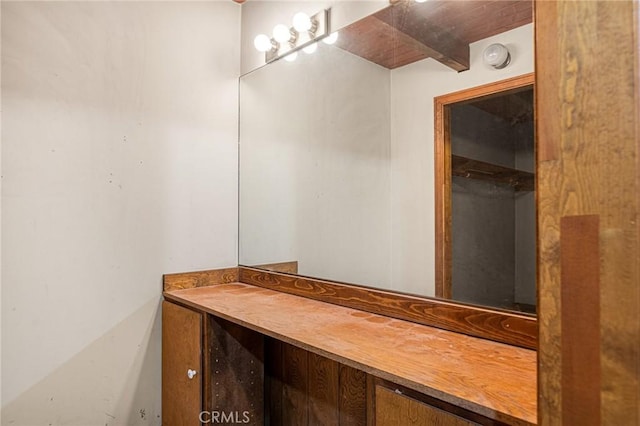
top-left (187, 369), bottom-right (197, 379)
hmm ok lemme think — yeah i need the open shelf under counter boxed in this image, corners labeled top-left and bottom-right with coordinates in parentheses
top-left (164, 282), bottom-right (536, 426)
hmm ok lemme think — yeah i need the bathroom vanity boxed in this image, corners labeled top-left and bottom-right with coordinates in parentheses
top-left (161, 1), bottom-right (541, 424)
top-left (161, 0), bottom-right (640, 424)
top-left (162, 267), bottom-right (536, 426)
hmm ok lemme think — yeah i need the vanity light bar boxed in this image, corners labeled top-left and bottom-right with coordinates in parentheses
top-left (263, 9), bottom-right (330, 63)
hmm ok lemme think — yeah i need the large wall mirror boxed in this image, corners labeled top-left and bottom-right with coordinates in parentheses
top-left (239, 0), bottom-right (535, 316)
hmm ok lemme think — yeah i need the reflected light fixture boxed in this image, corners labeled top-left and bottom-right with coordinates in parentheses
top-left (483, 43), bottom-right (511, 69)
top-left (293, 12), bottom-right (313, 32)
top-left (303, 43), bottom-right (318, 54)
top-left (323, 32), bottom-right (339, 45)
top-left (254, 34), bottom-right (274, 52)
top-left (284, 51), bottom-right (298, 62)
top-left (253, 9), bottom-right (330, 63)
top-left (273, 24), bottom-right (294, 44)
top-left (415, 0), bottom-right (428, 3)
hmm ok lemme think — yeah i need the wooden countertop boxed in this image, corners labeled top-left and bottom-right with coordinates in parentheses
top-left (164, 282), bottom-right (536, 425)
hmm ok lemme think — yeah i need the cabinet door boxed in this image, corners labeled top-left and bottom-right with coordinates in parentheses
top-left (162, 301), bottom-right (203, 426)
top-left (375, 386), bottom-right (478, 426)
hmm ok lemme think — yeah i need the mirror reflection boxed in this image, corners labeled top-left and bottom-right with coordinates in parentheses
top-left (239, 0), bottom-right (535, 314)
top-left (442, 83), bottom-right (536, 313)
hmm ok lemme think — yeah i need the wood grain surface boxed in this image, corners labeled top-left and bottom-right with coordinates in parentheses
top-left (536, 1), bottom-right (640, 425)
top-left (375, 386), bottom-right (475, 426)
top-left (164, 283), bottom-right (536, 425)
top-left (240, 267), bottom-right (537, 349)
top-left (163, 267), bottom-right (239, 291)
top-left (282, 343), bottom-right (308, 426)
top-left (560, 216), bottom-right (600, 425)
top-left (374, 378), bottom-right (510, 426)
top-left (265, 339), bottom-right (366, 426)
top-left (308, 352), bottom-right (340, 426)
top-left (339, 365), bottom-right (367, 426)
top-left (162, 301), bottom-right (202, 426)
top-left (265, 338), bottom-right (284, 426)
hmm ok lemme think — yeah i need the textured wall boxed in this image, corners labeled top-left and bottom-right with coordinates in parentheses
top-left (1, 2), bottom-right (240, 423)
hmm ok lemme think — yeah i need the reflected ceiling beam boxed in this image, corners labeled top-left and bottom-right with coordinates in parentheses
top-left (374, 3), bottom-right (470, 72)
top-left (334, 13), bottom-right (469, 71)
top-left (332, 0), bottom-right (532, 72)
top-left (335, 17), bottom-right (435, 70)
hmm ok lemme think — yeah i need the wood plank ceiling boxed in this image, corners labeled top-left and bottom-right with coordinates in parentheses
top-left (334, 0), bottom-right (533, 71)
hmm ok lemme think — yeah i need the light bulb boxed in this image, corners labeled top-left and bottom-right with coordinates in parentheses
top-left (323, 32), bottom-right (339, 45)
top-left (483, 43), bottom-right (510, 69)
top-left (284, 51), bottom-right (298, 62)
top-left (303, 43), bottom-right (317, 54)
top-left (415, 0), bottom-right (428, 3)
top-left (273, 24), bottom-right (292, 43)
top-left (254, 34), bottom-right (273, 52)
top-left (293, 12), bottom-right (312, 32)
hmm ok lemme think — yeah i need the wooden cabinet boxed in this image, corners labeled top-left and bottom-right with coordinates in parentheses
top-left (162, 301), bottom-right (265, 425)
top-left (162, 280), bottom-right (536, 425)
top-left (372, 379), bottom-right (508, 426)
top-left (162, 301), bottom-right (203, 426)
top-left (375, 386), bottom-right (476, 426)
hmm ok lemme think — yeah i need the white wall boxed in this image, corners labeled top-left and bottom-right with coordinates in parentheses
top-left (239, 45), bottom-right (392, 288)
top-left (1, 2), bottom-right (240, 424)
top-left (389, 24), bottom-right (534, 296)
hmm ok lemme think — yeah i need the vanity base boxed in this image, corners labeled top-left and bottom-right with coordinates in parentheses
top-left (162, 269), bottom-right (536, 425)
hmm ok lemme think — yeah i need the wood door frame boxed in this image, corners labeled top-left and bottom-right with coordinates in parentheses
top-left (434, 73), bottom-right (535, 299)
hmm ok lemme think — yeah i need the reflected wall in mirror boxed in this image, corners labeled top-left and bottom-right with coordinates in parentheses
top-left (239, 0), bottom-right (534, 314)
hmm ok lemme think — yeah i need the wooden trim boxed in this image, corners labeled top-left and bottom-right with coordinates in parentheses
top-left (434, 73), bottom-right (535, 300)
top-left (202, 312), bottom-right (214, 415)
top-left (163, 267), bottom-right (239, 291)
top-left (366, 373), bottom-right (376, 426)
top-left (239, 267), bottom-right (537, 349)
top-left (434, 90), bottom-right (452, 299)
top-left (535, 1), bottom-right (559, 162)
top-left (560, 215), bottom-right (601, 425)
top-left (436, 74), bottom-right (535, 106)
